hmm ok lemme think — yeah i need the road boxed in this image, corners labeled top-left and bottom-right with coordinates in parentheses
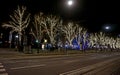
top-left (0, 49), bottom-right (120, 75)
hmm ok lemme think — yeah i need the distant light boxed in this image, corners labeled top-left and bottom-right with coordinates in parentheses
top-left (44, 39), bottom-right (47, 43)
top-left (67, 0), bottom-right (73, 6)
top-left (36, 40), bottom-right (39, 43)
top-left (105, 26), bottom-right (110, 30)
top-left (15, 35), bottom-right (18, 38)
top-left (65, 44), bottom-right (68, 48)
top-left (42, 44), bottom-right (45, 50)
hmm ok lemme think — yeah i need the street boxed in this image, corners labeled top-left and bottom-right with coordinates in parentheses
top-left (0, 49), bottom-right (120, 75)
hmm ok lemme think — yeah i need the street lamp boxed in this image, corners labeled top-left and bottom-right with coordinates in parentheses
top-left (102, 24), bottom-right (112, 32)
top-left (105, 26), bottom-right (110, 30)
top-left (104, 26), bottom-right (112, 32)
top-left (67, 0), bottom-right (73, 6)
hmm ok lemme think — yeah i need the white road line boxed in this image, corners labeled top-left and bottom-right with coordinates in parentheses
top-left (11, 64), bottom-right (46, 70)
top-left (0, 65), bottom-right (4, 68)
top-left (0, 63), bottom-right (8, 75)
top-left (6, 60), bottom-right (34, 64)
top-left (0, 69), bottom-right (6, 72)
top-left (0, 73), bottom-right (8, 75)
top-left (64, 60), bottom-right (79, 63)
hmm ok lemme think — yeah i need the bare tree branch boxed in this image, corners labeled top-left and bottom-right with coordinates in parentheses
top-left (2, 5), bottom-right (30, 46)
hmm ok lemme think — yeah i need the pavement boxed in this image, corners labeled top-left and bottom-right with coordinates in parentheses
top-left (0, 48), bottom-right (120, 75)
top-left (60, 57), bottom-right (120, 75)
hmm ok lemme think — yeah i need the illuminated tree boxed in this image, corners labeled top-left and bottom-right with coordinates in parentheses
top-left (76, 25), bottom-right (83, 50)
top-left (89, 33), bottom-right (96, 49)
top-left (82, 30), bottom-right (89, 50)
top-left (41, 15), bottom-right (62, 46)
top-left (62, 22), bottom-right (77, 48)
top-left (31, 12), bottom-right (44, 52)
top-left (116, 38), bottom-right (120, 49)
top-left (2, 6), bottom-right (30, 51)
top-left (97, 32), bottom-right (105, 48)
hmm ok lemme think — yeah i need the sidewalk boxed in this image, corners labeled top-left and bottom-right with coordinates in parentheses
top-left (0, 48), bottom-right (96, 59)
top-left (0, 48), bottom-right (119, 60)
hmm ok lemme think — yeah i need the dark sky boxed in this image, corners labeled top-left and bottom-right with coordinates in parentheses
top-left (0, 0), bottom-right (120, 34)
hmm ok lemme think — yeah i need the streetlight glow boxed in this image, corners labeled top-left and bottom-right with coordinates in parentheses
top-left (67, 0), bottom-right (73, 6)
top-left (44, 39), bottom-right (47, 43)
top-left (15, 35), bottom-right (18, 38)
top-left (36, 39), bottom-right (39, 43)
top-left (105, 26), bottom-right (110, 30)
top-left (102, 24), bottom-right (114, 33)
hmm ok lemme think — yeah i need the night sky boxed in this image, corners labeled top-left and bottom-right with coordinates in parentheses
top-left (0, 0), bottom-right (120, 35)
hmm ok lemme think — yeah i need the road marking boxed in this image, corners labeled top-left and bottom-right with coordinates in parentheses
top-left (0, 63), bottom-right (8, 75)
top-left (0, 65), bottom-right (4, 68)
top-left (0, 69), bottom-right (6, 72)
top-left (0, 73), bottom-right (8, 75)
top-left (11, 64), bottom-right (46, 70)
top-left (64, 60), bottom-right (79, 63)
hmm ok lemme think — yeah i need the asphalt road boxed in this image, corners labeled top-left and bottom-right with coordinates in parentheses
top-left (0, 49), bottom-right (120, 75)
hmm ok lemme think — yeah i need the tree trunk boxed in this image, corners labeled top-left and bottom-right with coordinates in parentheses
top-left (18, 34), bottom-right (23, 52)
top-left (37, 43), bottom-right (40, 53)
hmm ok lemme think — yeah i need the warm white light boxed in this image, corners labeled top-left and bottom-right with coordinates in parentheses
top-left (44, 39), bottom-right (47, 43)
top-left (68, 0), bottom-right (73, 6)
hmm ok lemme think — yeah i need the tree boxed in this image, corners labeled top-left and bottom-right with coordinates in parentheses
top-left (31, 12), bottom-right (44, 53)
top-left (41, 15), bottom-right (62, 47)
top-left (76, 25), bottom-right (83, 50)
top-left (2, 6), bottom-right (30, 51)
top-left (81, 30), bottom-right (89, 50)
top-left (98, 32), bottom-right (105, 46)
top-left (62, 22), bottom-right (77, 48)
top-left (89, 33), bottom-right (100, 50)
